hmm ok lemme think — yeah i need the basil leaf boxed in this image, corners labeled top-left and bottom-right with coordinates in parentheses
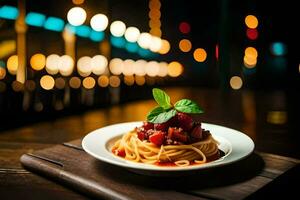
top-left (174, 99), bottom-right (204, 114)
top-left (147, 106), bottom-right (164, 122)
top-left (147, 108), bottom-right (177, 123)
top-left (152, 88), bottom-right (172, 109)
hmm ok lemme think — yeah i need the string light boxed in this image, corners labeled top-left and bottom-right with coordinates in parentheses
top-left (30, 53), bottom-right (46, 71)
top-left (90, 14), bottom-right (108, 31)
top-left (46, 54), bottom-right (60, 75)
top-left (77, 56), bottom-right (92, 77)
top-left (168, 61), bottom-right (183, 77)
top-left (7, 55), bottom-right (18, 75)
top-left (124, 27), bottom-right (140, 42)
top-left (110, 20), bottom-right (126, 37)
top-left (67, 7), bottom-right (86, 26)
top-left (137, 32), bottom-right (152, 49)
top-left (69, 76), bottom-right (81, 89)
top-left (40, 75), bottom-right (55, 90)
top-left (158, 39), bottom-right (170, 54)
top-left (59, 55), bottom-right (74, 76)
top-left (148, 0), bottom-right (162, 37)
top-left (230, 76), bottom-right (243, 90)
top-left (193, 48), bottom-right (207, 62)
top-left (179, 39), bottom-right (192, 52)
top-left (109, 76), bottom-right (121, 87)
top-left (82, 77), bottom-right (95, 89)
top-left (245, 15), bottom-right (258, 29)
top-left (179, 22), bottom-right (191, 34)
top-left (98, 75), bottom-right (109, 87)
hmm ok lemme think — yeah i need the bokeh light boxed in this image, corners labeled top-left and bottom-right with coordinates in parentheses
top-left (230, 76), bottom-right (243, 90)
top-left (109, 75), bottom-right (121, 87)
top-left (98, 75), bottom-right (109, 87)
top-left (30, 53), bottom-right (46, 71)
top-left (158, 62), bottom-right (168, 77)
top-left (179, 39), bottom-right (192, 52)
top-left (110, 20), bottom-right (126, 37)
top-left (0, 68), bottom-right (6, 80)
top-left (245, 47), bottom-right (258, 58)
top-left (69, 76), bottom-right (81, 89)
top-left (270, 42), bottom-right (287, 56)
top-left (135, 75), bottom-right (145, 86)
top-left (77, 56), bottom-right (92, 77)
top-left (124, 75), bottom-right (135, 86)
top-left (67, 7), bottom-right (86, 26)
top-left (137, 32), bottom-right (152, 49)
top-left (59, 55), bottom-right (74, 76)
top-left (46, 54), bottom-right (60, 75)
top-left (133, 59), bottom-right (147, 76)
top-left (25, 80), bottom-right (36, 91)
top-left (40, 75), bottom-right (55, 90)
top-left (72, 0), bottom-right (85, 5)
top-left (12, 81), bottom-right (24, 92)
top-left (91, 55), bottom-right (108, 75)
top-left (149, 36), bottom-right (162, 52)
top-left (7, 55), bottom-right (18, 75)
top-left (145, 61), bottom-right (160, 77)
top-left (123, 59), bottom-right (135, 76)
top-left (124, 27), bottom-right (140, 42)
top-left (193, 48), bottom-right (207, 62)
top-left (179, 22), bottom-right (191, 34)
top-left (55, 77), bottom-right (65, 89)
top-left (90, 14), bottom-right (108, 31)
top-left (109, 58), bottom-right (124, 75)
top-left (246, 28), bottom-right (258, 40)
top-left (158, 39), bottom-right (170, 54)
top-left (82, 77), bottom-right (95, 89)
top-left (245, 15), bottom-right (258, 29)
top-left (168, 61), bottom-right (183, 77)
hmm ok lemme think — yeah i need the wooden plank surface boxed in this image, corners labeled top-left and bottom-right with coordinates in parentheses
top-left (20, 140), bottom-right (299, 200)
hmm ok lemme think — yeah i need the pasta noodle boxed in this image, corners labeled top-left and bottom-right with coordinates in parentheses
top-left (112, 130), bottom-right (220, 166)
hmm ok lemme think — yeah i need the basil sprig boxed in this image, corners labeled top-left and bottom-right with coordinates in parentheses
top-left (147, 88), bottom-right (204, 123)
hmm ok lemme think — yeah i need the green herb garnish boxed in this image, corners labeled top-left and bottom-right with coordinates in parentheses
top-left (147, 88), bottom-right (204, 123)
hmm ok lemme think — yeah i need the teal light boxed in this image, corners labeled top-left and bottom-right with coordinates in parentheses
top-left (75, 25), bottom-right (91, 38)
top-left (0, 60), bottom-right (5, 68)
top-left (0, 5), bottom-right (19, 20)
top-left (110, 36), bottom-right (126, 48)
top-left (44, 17), bottom-right (64, 32)
top-left (125, 42), bottom-right (139, 53)
top-left (65, 23), bottom-right (76, 34)
top-left (89, 30), bottom-right (104, 42)
top-left (270, 42), bottom-right (287, 56)
top-left (25, 12), bottom-right (46, 27)
top-left (138, 48), bottom-right (152, 57)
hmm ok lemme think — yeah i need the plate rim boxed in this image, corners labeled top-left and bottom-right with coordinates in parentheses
top-left (82, 121), bottom-right (255, 171)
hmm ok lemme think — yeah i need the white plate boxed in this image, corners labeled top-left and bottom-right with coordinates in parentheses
top-left (82, 122), bottom-right (254, 174)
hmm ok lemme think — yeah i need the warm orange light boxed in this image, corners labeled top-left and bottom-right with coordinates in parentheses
top-left (72, 0), bottom-right (84, 5)
top-left (109, 76), bottom-right (120, 87)
top-left (179, 39), bottom-right (192, 52)
top-left (148, 9), bottom-right (161, 19)
top-left (158, 39), bottom-right (170, 54)
top-left (145, 61), bottom-right (160, 77)
top-left (98, 75), bottom-right (109, 87)
top-left (230, 76), bottom-right (243, 90)
top-left (69, 77), bottom-right (81, 89)
top-left (193, 48), bottom-right (207, 62)
top-left (0, 68), bottom-right (6, 80)
top-left (124, 75), bottom-right (135, 86)
top-left (55, 77), bottom-right (65, 89)
top-left (12, 81), bottom-right (24, 92)
top-left (245, 15), bottom-right (258, 29)
top-left (149, 19), bottom-right (161, 28)
top-left (82, 77), bottom-right (95, 89)
top-left (40, 75), bottom-right (55, 90)
top-left (167, 61), bottom-right (183, 77)
top-left (244, 47), bottom-right (258, 58)
top-left (135, 75), bottom-right (145, 86)
top-left (30, 53), bottom-right (46, 71)
top-left (244, 55), bottom-right (257, 68)
top-left (149, 28), bottom-right (162, 37)
top-left (7, 55), bottom-right (18, 75)
top-left (109, 58), bottom-right (124, 75)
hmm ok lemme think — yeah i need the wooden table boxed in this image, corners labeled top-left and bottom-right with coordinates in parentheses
top-left (0, 87), bottom-right (299, 199)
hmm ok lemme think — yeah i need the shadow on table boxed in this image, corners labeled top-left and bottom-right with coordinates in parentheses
top-left (95, 152), bottom-right (264, 190)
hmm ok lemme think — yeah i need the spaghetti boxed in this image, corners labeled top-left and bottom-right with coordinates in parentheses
top-left (112, 129), bottom-right (220, 166)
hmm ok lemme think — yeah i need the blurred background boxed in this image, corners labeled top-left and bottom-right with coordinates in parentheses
top-left (0, 0), bottom-right (299, 131)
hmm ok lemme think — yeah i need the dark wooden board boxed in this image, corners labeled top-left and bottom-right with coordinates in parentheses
top-left (20, 139), bottom-right (299, 200)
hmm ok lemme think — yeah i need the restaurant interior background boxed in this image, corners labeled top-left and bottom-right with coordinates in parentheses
top-left (0, 0), bottom-right (299, 157)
